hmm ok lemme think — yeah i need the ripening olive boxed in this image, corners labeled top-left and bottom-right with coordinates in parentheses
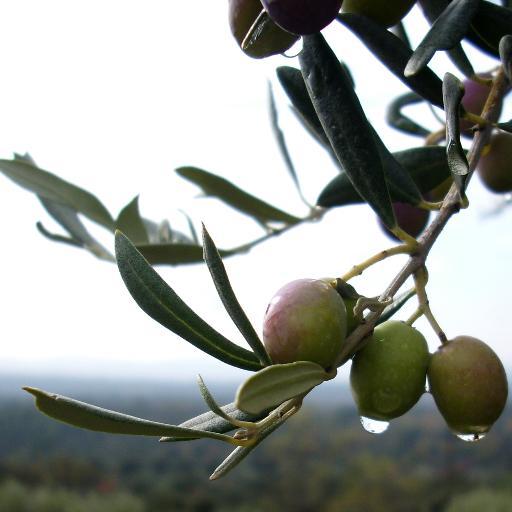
top-left (350, 321), bottom-right (430, 421)
top-left (341, 0), bottom-right (416, 28)
top-left (428, 336), bottom-right (508, 436)
top-left (260, 0), bottom-right (343, 35)
top-left (477, 132), bottom-right (512, 193)
top-left (379, 202), bottom-right (430, 241)
top-left (263, 278), bottom-right (347, 369)
top-left (460, 75), bottom-right (502, 137)
top-left (228, 0), bottom-right (298, 58)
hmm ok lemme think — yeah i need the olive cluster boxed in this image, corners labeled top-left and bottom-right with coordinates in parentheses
top-left (263, 279), bottom-right (508, 439)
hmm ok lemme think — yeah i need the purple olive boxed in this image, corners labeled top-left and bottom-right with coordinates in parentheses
top-left (263, 278), bottom-right (347, 369)
top-left (379, 202), bottom-right (430, 241)
top-left (460, 75), bottom-right (502, 137)
top-left (477, 132), bottom-right (512, 193)
top-left (261, 0), bottom-right (343, 35)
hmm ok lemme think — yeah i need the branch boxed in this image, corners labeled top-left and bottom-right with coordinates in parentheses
top-left (331, 67), bottom-right (509, 369)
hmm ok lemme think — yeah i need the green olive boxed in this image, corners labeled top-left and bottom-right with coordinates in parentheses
top-left (228, 0), bottom-right (298, 59)
top-left (350, 320), bottom-right (430, 421)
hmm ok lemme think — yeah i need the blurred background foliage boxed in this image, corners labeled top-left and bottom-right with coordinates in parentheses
top-left (1, 379), bottom-right (511, 511)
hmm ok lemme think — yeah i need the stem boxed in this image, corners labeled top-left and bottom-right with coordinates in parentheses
top-left (406, 307), bottom-right (423, 326)
top-left (331, 67), bottom-right (509, 369)
top-left (341, 244), bottom-right (411, 281)
top-left (414, 267), bottom-right (448, 344)
top-left (231, 208), bottom-right (325, 254)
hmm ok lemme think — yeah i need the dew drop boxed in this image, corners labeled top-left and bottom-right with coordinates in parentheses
top-left (456, 433), bottom-right (486, 443)
top-left (360, 416), bottom-right (389, 434)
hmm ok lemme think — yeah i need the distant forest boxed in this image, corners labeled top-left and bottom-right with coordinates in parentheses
top-left (0, 377), bottom-right (511, 511)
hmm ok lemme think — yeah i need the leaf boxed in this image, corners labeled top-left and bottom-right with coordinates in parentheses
top-left (116, 196), bottom-right (149, 245)
top-left (209, 415), bottom-right (287, 480)
top-left (376, 288), bottom-right (417, 325)
top-left (23, 387), bottom-right (233, 442)
top-left (405, 0), bottom-right (480, 77)
top-left (202, 225), bottom-right (271, 366)
top-left (370, 125), bottom-right (423, 206)
top-left (499, 35), bottom-right (512, 82)
top-left (36, 222), bottom-right (84, 248)
top-left (135, 242), bottom-right (233, 266)
top-left (160, 402), bottom-right (266, 442)
top-left (337, 14), bottom-right (444, 108)
top-left (179, 209), bottom-right (199, 244)
top-left (317, 146), bottom-right (451, 208)
top-left (446, 45), bottom-right (475, 78)
top-left (443, 73), bottom-right (469, 193)
top-left (468, 1), bottom-right (512, 56)
top-left (0, 159), bottom-right (114, 230)
top-left (176, 166), bottom-right (301, 226)
top-left (300, 33), bottom-right (396, 229)
top-left (277, 66), bottom-right (330, 148)
top-left (386, 92), bottom-right (431, 137)
top-left (496, 120), bottom-right (512, 133)
top-left (268, 82), bottom-right (308, 206)
top-left (235, 361), bottom-right (328, 415)
top-left (115, 231), bottom-right (262, 371)
top-left (38, 198), bottom-right (115, 261)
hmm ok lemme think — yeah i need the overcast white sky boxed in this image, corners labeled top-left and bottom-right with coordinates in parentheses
top-left (0, 2), bottom-right (510, 385)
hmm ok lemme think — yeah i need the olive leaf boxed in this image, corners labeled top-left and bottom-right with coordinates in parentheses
top-left (468, 0), bottom-right (512, 56)
top-left (389, 21), bottom-right (412, 49)
top-left (268, 82), bottom-right (308, 206)
top-left (36, 222), bottom-right (84, 248)
top-left (499, 35), bottom-right (512, 82)
top-left (0, 158), bottom-right (114, 230)
top-left (116, 196), bottom-right (149, 245)
top-left (202, 225), bottom-right (271, 366)
top-left (405, 0), bottom-right (480, 77)
top-left (176, 166), bottom-right (301, 226)
top-left (235, 361), bottom-right (328, 415)
top-left (137, 242), bottom-right (233, 266)
top-left (160, 402), bottom-right (266, 443)
top-left (446, 45), bottom-right (475, 78)
top-left (386, 92), bottom-right (431, 137)
top-left (209, 415), bottom-right (287, 480)
top-left (38, 198), bottom-right (114, 261)
top-left (23, 387), bottom-right (234, 443)
top-left (317, 146), bottom-right (451, 208)
top-left (115, 231), bottom-right (262, 371)
top-left (337, 13), bottom-right (444, 108)
top-left (299, 33), bottom-right (396, 229)
top-left (443, 73), bottom-right (469, 193)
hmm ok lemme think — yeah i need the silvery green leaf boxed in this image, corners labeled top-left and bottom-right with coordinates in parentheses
top-left (202, 225), bottom-right (271, 366)
top-left (115, 231), bottom-right (262, 371)
top-left (235, 361), bottom-right (328, 415)
top-left (405, 0), bottom-right (479, 77)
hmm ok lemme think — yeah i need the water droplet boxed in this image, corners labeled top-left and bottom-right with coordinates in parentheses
top-left (456, 433), bottom-right (486, 443)
top-left (360, 416), bottom-right (389, 434)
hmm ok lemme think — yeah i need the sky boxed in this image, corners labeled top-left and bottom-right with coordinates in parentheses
top-left (0, 1), bottom-right (511, 387)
